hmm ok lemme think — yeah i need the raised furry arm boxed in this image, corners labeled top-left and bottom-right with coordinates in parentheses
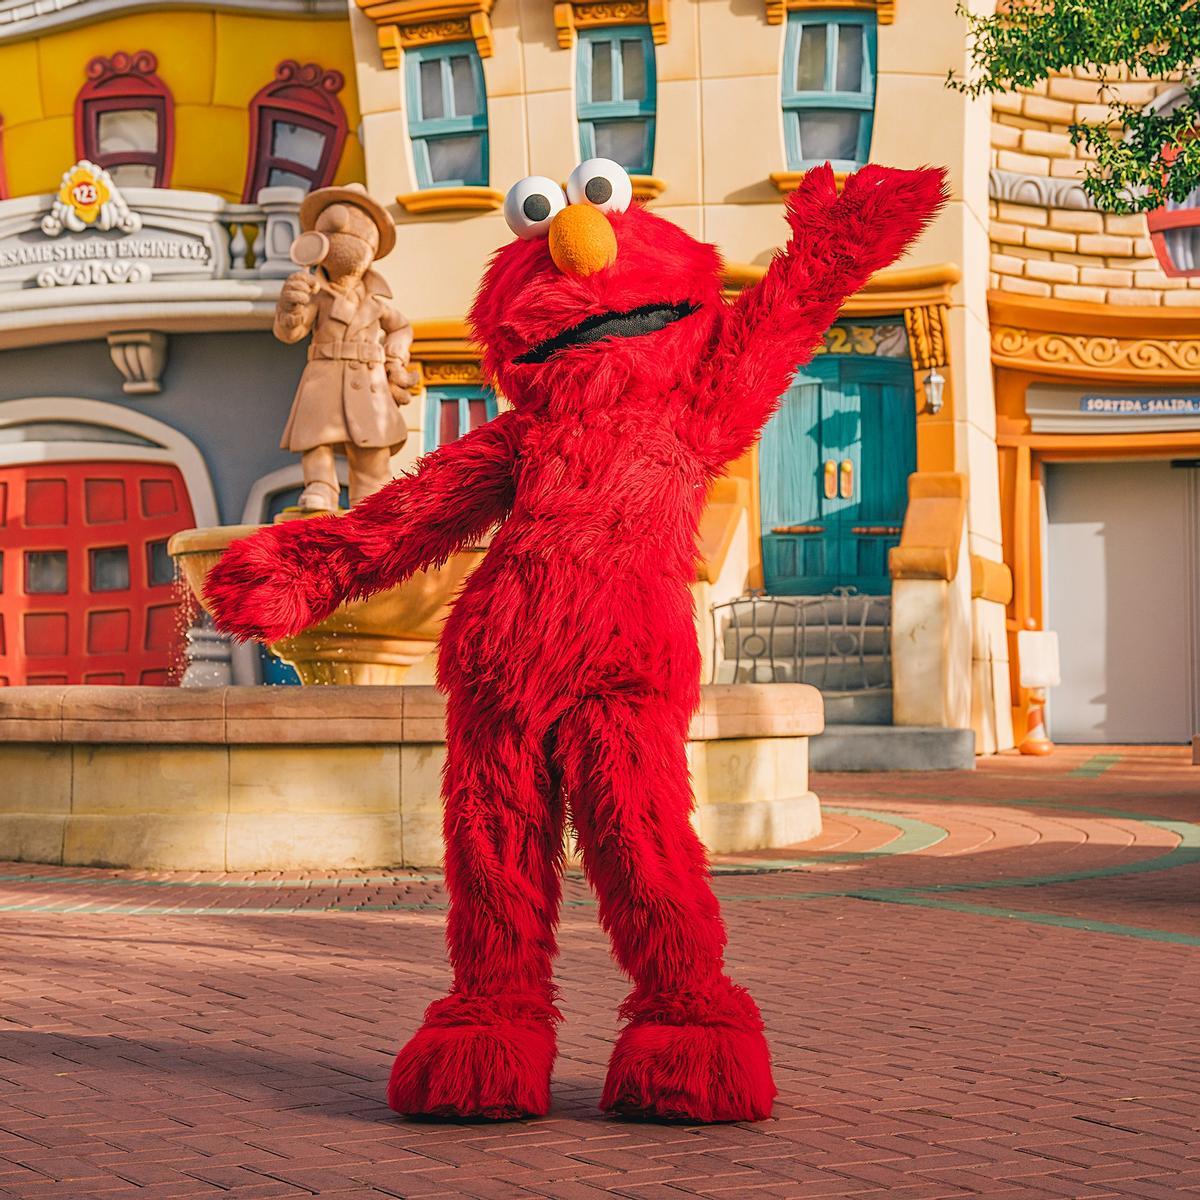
top-left (687, 163), bottom-right (947, 472)
top-left (205, 408), bottom-right (524, 643)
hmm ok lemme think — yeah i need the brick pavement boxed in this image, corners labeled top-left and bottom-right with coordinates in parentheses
top-left (0, 745), bottom-right (1198, 1199)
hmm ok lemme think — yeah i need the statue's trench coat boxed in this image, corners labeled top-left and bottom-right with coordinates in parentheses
top-left (277, 267), bottom-right (412, 453)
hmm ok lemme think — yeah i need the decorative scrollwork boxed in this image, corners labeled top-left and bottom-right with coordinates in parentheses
top-left (360, 0), bottom-right (495, 62)
top-left (421, 360), bottom-right (483, 385)
top-left (274, 60), bottom-right (345, 94)
top-left (903, 302), bottom-right (949, 371)
top-left (85, 50), bottom-right (158, 82)
top-left (36, 260), bottom-right (152, 288)
top-left (554, 0), bottom-right (667, 46)
top-left (991, 325), bottom-right (1200, 378)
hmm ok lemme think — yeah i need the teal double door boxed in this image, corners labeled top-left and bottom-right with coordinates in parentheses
top-left (759, 354), bottom-right (916, 595)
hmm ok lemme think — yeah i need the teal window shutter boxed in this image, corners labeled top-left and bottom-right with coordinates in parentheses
top-left (576, 27), bottom-right (656, 176)
top-left (405, 42), bottom-right (489, 188)
top-left (782, 11), bottom-right (876, 171)
top-left (424, 386), bottom-right (500, 452)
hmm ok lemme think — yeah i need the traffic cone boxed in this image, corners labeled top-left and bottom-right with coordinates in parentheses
top-left (1020, 689), bottom-right (1053, 756)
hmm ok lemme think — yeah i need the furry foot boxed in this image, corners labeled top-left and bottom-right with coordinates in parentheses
top-left (601, 981), bottom-right (776, 1123)
top-left (387, 993), bottom-right (559, 1120)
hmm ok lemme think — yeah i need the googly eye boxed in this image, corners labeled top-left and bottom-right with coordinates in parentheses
top-left (566, 159), bottom-right (633, 214)
top-left (503, 176), bottom-right (568, 239)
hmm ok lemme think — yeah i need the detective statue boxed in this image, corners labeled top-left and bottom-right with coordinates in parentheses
top-left (275, 182), bottom-right (418, 511)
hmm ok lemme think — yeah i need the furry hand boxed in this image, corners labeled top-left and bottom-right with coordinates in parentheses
top-left (203, 517), bottom-right (349, 644)
top-left (785, 162), bottom-right (949, 279)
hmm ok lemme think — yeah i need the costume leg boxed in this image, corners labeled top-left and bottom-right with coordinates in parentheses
top-left (297, 444), bottom-right (340, 511)
top-left (388, 692), bottom-right (565, 1119)
top-left (346, 444), bottom-right (392, 506)
top-left (557, 694), bottom-right (776, 1122)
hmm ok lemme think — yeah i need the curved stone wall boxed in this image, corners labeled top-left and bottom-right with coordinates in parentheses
top-left (0, 683), bottom-right (824, 870)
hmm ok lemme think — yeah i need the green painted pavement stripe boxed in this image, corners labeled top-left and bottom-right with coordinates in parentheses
top-left (0, 807), bottom-right (948, 890)
top-left (854, 893), bottom-right (1200, 948)
top-left (1068, 753), bottom-right (1122, 779)
top-left (709, 806), bottom-right (948, 872)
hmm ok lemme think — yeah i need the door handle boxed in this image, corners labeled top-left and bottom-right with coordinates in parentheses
top-left (823, 460), bottom-right (837, 500)
top-left (839, 459), bottom-right (853, 499)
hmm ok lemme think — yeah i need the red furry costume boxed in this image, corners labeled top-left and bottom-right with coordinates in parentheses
top-left (205, 161), bottom-right (946, 1123)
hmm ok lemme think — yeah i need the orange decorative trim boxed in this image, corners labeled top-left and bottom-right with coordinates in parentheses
top-left (888, 472), bottom-right (967, 582)
top-left (989, 290), bottom-right (1200, 383)
top-left (358, 0), bottom-right (495, 62)
top-left (769, 169), bottom-right (848, 194)
top-left (723, 261), bottom-right (960, 313)
top-left (971, 555), bottom-right (1013, 605)
top-left (631, 174), bottom-right (667, 201)
top-left (766, 0), bottom-right (894, 25)
top-left (411, 318), bottom-right (485, 388)
top-left (553, 0), bottom-right (668, 46)
top-left (396, 186), bottom-right (504, 213)
top-left (904, 302), bottom-right (949, 371)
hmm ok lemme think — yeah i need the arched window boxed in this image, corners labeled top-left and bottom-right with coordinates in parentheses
top-left (1145, 87), bottom-right (1200, 277)
top-left (243, 61), bottom-right (349, 202)
top-left (75, 51), bottom-right (173, 188)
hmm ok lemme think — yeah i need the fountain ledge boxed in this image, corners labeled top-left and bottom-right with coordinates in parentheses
top-left (0, 684), bottom-right (823, 871)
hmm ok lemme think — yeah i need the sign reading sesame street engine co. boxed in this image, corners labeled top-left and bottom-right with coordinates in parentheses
top-left (0, 159), bottom-right (216, 290)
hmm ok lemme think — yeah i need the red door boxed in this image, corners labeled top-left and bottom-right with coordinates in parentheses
top-left (0, 461), bottom-right (196, 686)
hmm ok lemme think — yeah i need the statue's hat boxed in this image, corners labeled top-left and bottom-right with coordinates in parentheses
top-left (299, 182), bottom-right (396, 260)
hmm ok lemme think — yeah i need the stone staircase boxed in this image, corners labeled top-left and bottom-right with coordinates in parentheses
top-left (712, 592), bottom-right (974, 771)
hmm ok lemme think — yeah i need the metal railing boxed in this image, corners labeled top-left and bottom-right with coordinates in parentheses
top-left (710, 587), bottom-right (892, 690)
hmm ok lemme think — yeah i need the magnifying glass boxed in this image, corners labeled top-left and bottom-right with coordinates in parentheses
top-left (289, 230), bottom-right (330, 268)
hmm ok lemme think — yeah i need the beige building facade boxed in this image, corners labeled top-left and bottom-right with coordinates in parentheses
top-left (349, 0), bottom-right (1013, 760)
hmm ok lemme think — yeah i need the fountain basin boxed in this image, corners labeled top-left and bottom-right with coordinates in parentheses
top-left (168, 524), bottom-right (481, 684)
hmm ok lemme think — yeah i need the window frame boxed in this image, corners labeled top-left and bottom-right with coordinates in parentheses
top-left (405, 42), bottom-right (490, 190)
top-left (576, 26), bottom-right (657, 177)
top-left (424, 385), bottom-right (499, 452)
top-left (243, 61), bottom-right (349, 202)
top-left (782, 11), bottom-right (877, 172)
top-left (75, 51), bottom-right (174, 188)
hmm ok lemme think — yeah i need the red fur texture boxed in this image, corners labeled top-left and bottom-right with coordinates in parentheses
top-left (205, 163), bottom-right (947, 1123)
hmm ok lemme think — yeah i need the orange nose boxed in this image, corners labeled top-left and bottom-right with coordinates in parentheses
top-left (548, 204), bottom-right (617, 277)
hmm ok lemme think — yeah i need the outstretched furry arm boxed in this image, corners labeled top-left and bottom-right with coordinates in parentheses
top-left (687, 163), bottom-right (948, 471)
top-left (205, 409), bottom-right (524, 643)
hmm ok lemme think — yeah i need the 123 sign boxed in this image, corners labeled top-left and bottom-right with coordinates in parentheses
top-left (813, 320), bottom-right (909, 360)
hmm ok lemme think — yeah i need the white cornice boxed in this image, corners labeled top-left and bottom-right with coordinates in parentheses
top-left (0, 278), bottom-right (283, 349)
top-left (0, 0), bottom-right (346, 42)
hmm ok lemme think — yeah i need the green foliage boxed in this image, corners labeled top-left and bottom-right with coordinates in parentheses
top-left (947, 0), bottom-right (1200, 212)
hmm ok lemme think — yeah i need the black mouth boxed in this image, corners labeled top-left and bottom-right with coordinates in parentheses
top-left (514, 301), bottom-right (698, 365)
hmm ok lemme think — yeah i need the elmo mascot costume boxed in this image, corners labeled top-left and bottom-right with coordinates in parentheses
top-left (205, 159), bottom-right (946, 1123)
